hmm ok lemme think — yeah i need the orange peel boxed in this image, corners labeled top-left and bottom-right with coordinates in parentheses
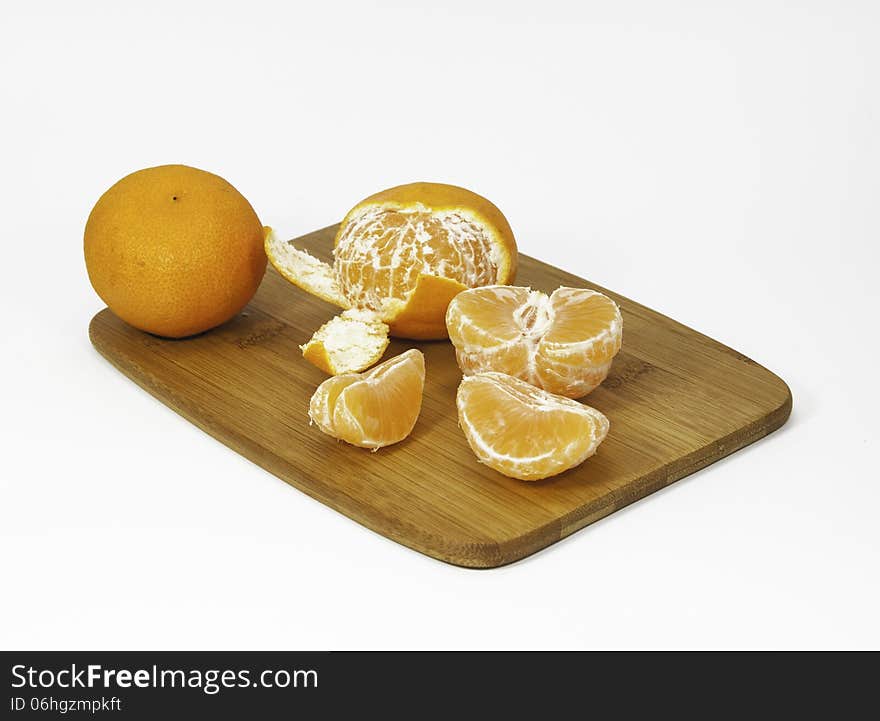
top-left (300, 309), bottom-right (390, 375)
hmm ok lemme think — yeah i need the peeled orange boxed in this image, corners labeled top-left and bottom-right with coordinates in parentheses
top-left (267, 183), bottom-right (517, 367)
top-left (308, 349), bottom-right (425, 449)
top-left (457, 372), bottom-right (609, 481)
top-left (446, 285), bottom-right (623, 398)
top-left (84, 165), bottom-right (267, 338)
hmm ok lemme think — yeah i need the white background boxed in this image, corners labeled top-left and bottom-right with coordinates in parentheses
top-left (1, 1), bottom-right (878, 650)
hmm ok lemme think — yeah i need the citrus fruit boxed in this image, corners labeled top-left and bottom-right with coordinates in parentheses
top-left (300, 309), bottom-right (390, 375)
top-left (456, 372), bottom-right (609, 481)
top-left (308, 349), bottom-right (425, 449)
top-left (266, 182), bottom-right (517, 346)
top-left (446, 285), bottom-right (623, 398)
top-left (84, 164), bottom-right (266, 338)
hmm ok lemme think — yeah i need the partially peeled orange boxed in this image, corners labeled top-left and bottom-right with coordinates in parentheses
top-left (267, 182), bottom-right (517, 373)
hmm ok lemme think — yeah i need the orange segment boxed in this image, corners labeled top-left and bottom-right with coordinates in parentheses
top-left (446, 285), bottom-right (623, 398)
top-left (443, 285), bottom-right (531, 347)
top-left (308, 374), bottom-right (359, 437)
top-left (456, 372), bottom-right (609, 481)
top-left (308, 349), bottom-right (425, 449)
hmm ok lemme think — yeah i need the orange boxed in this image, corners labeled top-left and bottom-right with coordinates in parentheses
top-left (84, 165), bottom-right (267, 338)
top-left (308, 349), bottom-right (425, 449)
top-left (457, 372), bottom-right (609, 481)
top-left (446, 285), bottom-right (623, 398)
top-left (266, 182), bottom-right (517, 349)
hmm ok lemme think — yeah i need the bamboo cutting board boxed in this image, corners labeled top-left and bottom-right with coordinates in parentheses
top-left (89, 224), bottom-right (792, 568)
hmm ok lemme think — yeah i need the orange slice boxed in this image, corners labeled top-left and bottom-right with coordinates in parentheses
top-left (308, 349), bottom-right (425, 449)
top-left (266, 183), bottom-right (517, 340)
top-left (456, 372), bottom-right (609, 481)
top-left (446, 285), bottom-right (623, 398)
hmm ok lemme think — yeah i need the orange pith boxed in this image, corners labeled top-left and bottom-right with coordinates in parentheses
top-left (308, 349), bottom-right (425, 449)
top-left (299, 309), bottom-right (390, 375)
top-left (446, 285), bottom-right (623, 398)
top-left (456, 372), bottom-right (609, 481)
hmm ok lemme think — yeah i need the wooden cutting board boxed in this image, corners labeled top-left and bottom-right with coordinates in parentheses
top-left (89, 224), bottom-right (792, 568)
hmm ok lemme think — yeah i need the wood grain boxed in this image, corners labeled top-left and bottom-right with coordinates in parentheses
top-left (88, 224), bottom-right (792, 568)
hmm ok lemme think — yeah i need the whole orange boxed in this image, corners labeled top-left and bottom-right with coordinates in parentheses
top-left (84, 164), bottom-right (267, 338)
